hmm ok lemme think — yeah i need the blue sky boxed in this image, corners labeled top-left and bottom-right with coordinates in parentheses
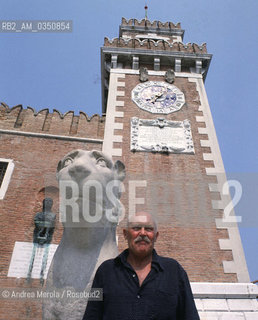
top-left (0, 0), bottom-right (257, 281)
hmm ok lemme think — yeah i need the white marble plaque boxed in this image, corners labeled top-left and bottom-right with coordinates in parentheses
top-left (8, 241), bottom-right (58, 279)
top-left (131, 117), bottom-right (195, 154)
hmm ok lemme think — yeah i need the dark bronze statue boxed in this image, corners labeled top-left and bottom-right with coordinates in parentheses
top-left (27, 198), bottom-right (56, 284)
top-left (33, 198), bottom-right (56, 245)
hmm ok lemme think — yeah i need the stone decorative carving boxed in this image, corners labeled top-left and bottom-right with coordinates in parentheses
top-left (132, 81), bottom-right (185, 114)
top-left (165, 69), bottom-right (175, 84)
top-left (131, 117), bottom-right (195, 154)
top-left (43, 150), bottom-right (125, 320)
top-left (139, 67), bottom-right (149, 82)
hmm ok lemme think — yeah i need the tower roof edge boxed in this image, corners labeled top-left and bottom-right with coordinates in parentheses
top-left (120, 17), bottom-right (184, 39)
top-left (121, 17), bottom-right (181, 29)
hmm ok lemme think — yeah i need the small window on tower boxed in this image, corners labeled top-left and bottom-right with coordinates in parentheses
top-left (0, 159), bottom-right (15, 199)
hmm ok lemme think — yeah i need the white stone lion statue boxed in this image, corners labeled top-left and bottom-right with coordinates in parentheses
top-left (43, 149), bottom-right (125, 320)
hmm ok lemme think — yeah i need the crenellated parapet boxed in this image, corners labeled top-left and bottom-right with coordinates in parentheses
top-left (0, 103), bottom-right (105, 139)
top-left (119, 17), bottom-right (184, 43)
top-left (104, 37), bottom-right (207, 54)
top-left (121, 17), bottom-right (181, 29)
top-left (101, 18), bottom-right (212, 113)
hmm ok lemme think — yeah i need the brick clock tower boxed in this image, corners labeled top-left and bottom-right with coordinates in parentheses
top-left (101, 18), bottom-right (258, 318)
top-left (0, 17), bottom-right (257, 319)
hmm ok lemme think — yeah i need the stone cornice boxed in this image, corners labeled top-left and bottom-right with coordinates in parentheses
top-left (101, 46), bottom-right (212, 60)
top-left (0, 128), bottom-right (103, 143)
top-left (104, 38), bottom-right (207, 53)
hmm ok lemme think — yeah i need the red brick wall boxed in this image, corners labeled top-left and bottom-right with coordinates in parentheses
top-left (0, 116), bottom-right (103, 319)
top-left (0, 71), bottom-right (238, 319)
top-left (114, 74), bottom-right (237, 283)
top-left (0, 104), bottom-right (105, 138)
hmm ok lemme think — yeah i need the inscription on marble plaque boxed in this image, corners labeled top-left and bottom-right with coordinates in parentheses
top-left (131, 117), bottom-right (194, 154)
top-left (8, 241), bottom-right (58, 279)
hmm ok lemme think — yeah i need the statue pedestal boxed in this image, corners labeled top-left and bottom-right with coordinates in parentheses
top-left (8, 241), bottom-right (58, 279)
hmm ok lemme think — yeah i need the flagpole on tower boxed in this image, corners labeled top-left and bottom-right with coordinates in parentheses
top-left (144, 2), bottom-right (148, 21)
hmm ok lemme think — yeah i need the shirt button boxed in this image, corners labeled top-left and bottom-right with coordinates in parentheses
top-left (132, 274), bottom-right (136, 277)
top-left (137, 295), bottom-right (140, 299)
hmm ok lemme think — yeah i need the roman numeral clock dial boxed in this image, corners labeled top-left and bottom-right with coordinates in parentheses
top-left (132, 81), bottom-right (185, 114)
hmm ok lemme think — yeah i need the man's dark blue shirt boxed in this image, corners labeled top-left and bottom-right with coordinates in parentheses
top-left (83, 249), bottom-right (200, 320)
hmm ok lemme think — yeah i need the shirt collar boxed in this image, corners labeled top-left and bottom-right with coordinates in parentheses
top-left (115, 249), bottom-right (164, 271)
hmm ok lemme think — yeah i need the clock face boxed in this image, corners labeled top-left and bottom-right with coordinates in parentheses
top-left (132, 81), bottom-right (185, 114)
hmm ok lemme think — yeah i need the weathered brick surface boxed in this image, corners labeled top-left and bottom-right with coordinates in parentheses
top-left (0, 72), bottom-right (237, 319)
top-left (114, 74), bottom-right (237, 283)
top-left (0, 103), bottom-right (105, 138)
top-left (0, 132), bottom-right (102, 319)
